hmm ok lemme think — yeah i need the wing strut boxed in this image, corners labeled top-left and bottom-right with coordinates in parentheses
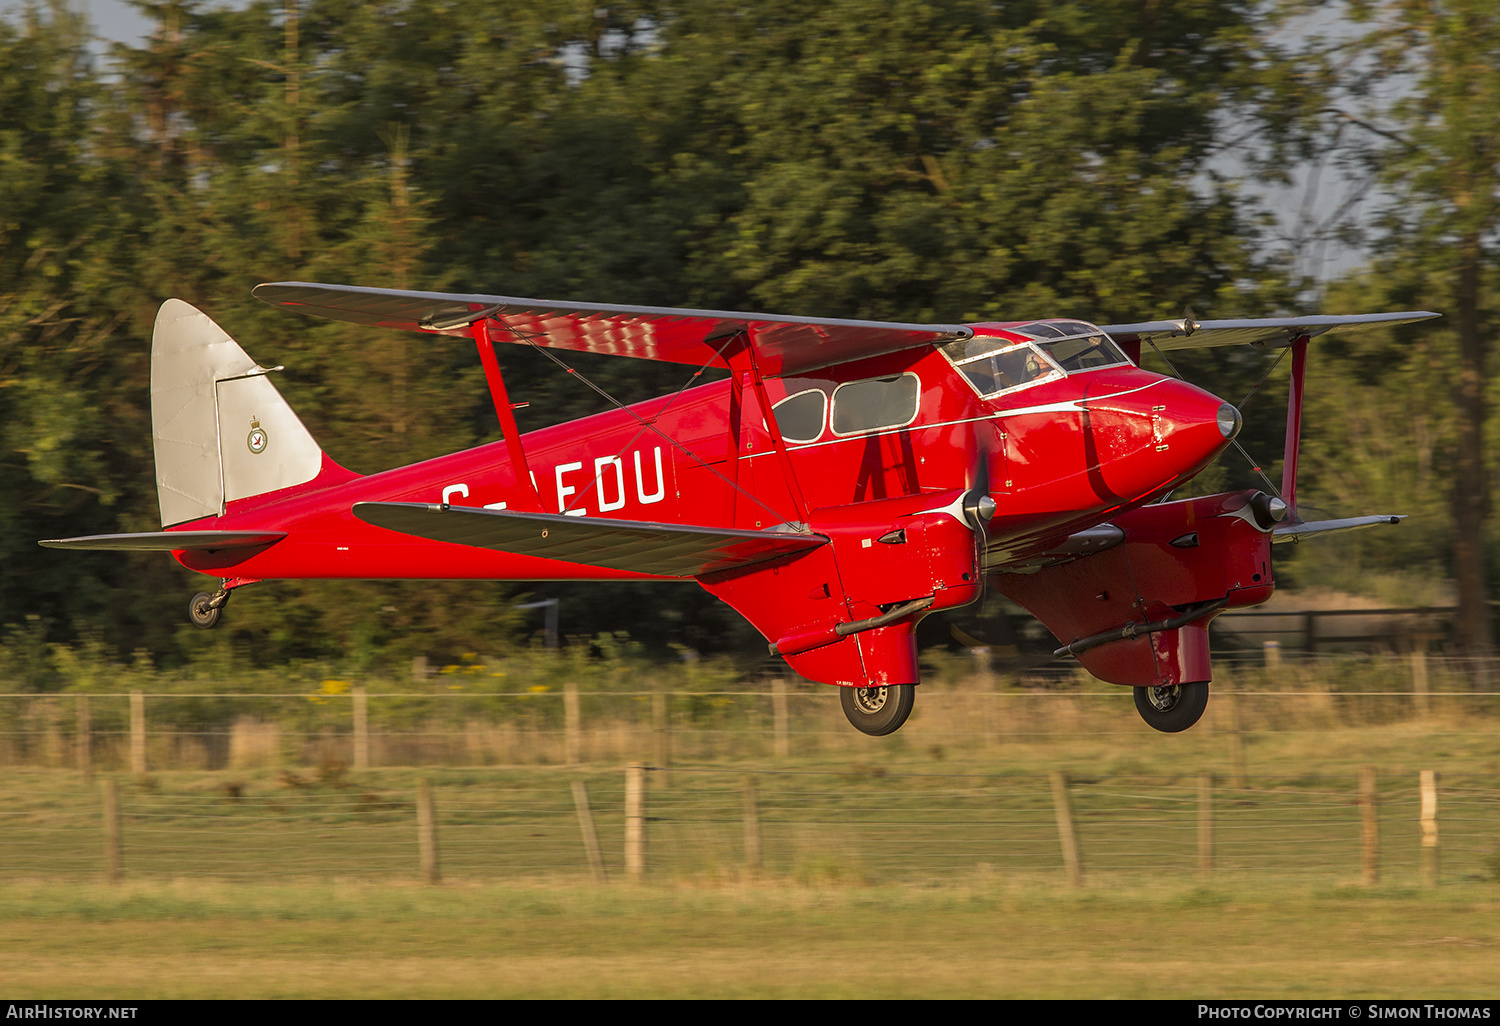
top-left (1281, 334), bottom-right (1309, 519)
top-left (734, 337), bottom-right (811, 525)
top-left (472, 319), bottom-right (544, 511)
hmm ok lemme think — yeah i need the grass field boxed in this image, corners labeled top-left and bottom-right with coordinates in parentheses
top-left (3, 710), bottom-right (1498, 998)
top-left (1, 879), bottom-right (1497, 998)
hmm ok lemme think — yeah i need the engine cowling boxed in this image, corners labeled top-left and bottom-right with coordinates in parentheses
top-left (699, 489), bottom-right (983, 687)
top-left (995, 489), bottom-right (1276, 687)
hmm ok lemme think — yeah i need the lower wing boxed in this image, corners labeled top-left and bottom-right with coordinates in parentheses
top-left (353, 502), bottom-right (826, 578)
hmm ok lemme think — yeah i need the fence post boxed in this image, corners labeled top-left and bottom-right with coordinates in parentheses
top-left (1262, 640), bottom-right (1281, 669)
top-left (1410, 646), bottom-right (1430, 717)
top-left (772, 678), bottom-right (789, 759)
top-left (101, 778), bottom-right (121, 883)
top-left (1419, 769), bottom-right (1438, 887)
top-left (352, 686), bottom-right (369, 770)
top-left (76, 695), bottom-right (92, 786)
top-left (1197, 772), bottom-right (1214, 880)
top-left (564, 682), bottom-right (581, 766)
top-left (1050, 771), bottom-right (1083, 887)
top-left (571, 781), bottom-right (607, 883)
top-left (969, 647), bottom-right (996, 746)
top-left (652, 687), bottom-right (670, 787)
top-left (1223, 692), bottom-right (1246, 790)
top-left (43, 696), bottom-right (63, 767)
top-left (625, 762), bottom-right (646, 882)
top-left (1360, 765), bottom-right (1379, 886)
top-left (416, 778), bottom-right (440, 884)
top-left (129, 691), bottom-right (147, 777)
top-left (743, 775), bottom-right (762, 873)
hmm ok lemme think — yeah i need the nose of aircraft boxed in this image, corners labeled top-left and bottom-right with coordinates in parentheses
top-left (1156, 378), bottom-right (1241, 470)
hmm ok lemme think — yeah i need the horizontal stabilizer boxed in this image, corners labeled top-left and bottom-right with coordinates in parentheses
top-left (1272, 515), bottom-right (1405, 543)
top-left (39, 531), bottom-right (287, 552)
top-left (253, 282), bottom-right (970, 377)
top-left (1103, 312), bottom-right (1439, 351)
top-left (353, 502), bottom-right (827, 578)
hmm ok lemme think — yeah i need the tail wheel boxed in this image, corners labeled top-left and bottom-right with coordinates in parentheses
top-left (188, 592), bottom-right (223, 630)
top-left (840, 684), bottom-right (915, 736)
top-left (1133, 681), bottom-right (1208, 733)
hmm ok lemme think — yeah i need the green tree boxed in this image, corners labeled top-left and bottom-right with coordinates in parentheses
top-left (1, 0), bottom-right (1325, 667)
top-left (0, 3), bottom-right (189, 657)
top-left (1294, 0), bottom-right (1500, 656)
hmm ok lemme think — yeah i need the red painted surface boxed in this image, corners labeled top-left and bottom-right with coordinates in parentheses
top-left (995, 490), bottom-right (1275, 687)
top-left (168, 323), bottom-right (1269, 692)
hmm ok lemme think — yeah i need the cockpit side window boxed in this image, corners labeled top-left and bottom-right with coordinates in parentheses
top-left (939, 339), bottom-right (1062, 400)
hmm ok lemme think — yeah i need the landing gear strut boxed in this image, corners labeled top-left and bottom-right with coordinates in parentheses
top-left (840, 684), bottom-right (915, 736)
top-left (1133, 681), bottom-right (1209, 733)
top-left (188, 587), bottom-right (231, 629)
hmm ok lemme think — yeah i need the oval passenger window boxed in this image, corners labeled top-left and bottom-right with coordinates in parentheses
top-left (771, 389), bottom-right (827, 443)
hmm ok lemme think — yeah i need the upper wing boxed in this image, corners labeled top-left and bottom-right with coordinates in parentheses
top-left (253, 282), bottom-right (971, 377)
top-left (1101, 311), bottom-right (1440, 351)
top-left (354, 502), bottom-right (827, 578)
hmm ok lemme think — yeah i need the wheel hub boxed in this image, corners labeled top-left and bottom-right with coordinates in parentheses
top-left (851, 687), bottom-right (889, 715)
top-left (1145, 685), bottom-right (1181, 712)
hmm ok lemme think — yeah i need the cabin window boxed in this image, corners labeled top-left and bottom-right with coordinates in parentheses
top-left (831, 373), bottom-right (920, 435)
top-left (771, 389), bottom-right (826, 443)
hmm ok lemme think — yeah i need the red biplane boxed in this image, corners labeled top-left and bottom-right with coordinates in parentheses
top-left (42, 284), bottom-right (1436, 735)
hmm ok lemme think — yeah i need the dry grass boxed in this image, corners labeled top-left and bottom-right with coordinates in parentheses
top-left (4, 681), bottom-right (1498, 998)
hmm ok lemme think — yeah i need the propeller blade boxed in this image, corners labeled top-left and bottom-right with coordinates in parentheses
top-left (962, 424), bottom-right (998, 532)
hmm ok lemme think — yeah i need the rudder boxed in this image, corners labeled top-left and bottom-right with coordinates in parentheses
top-left (151, 299), bottom-right (323, 526)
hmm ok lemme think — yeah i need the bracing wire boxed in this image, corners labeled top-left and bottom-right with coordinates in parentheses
top-left (490, 321), bottom-right (792, 524)
top-left (1146, 337), bottom-right (1286, 500)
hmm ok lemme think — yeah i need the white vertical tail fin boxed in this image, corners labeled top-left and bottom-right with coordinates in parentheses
top-left (151, 299), bottom-right (323, 526)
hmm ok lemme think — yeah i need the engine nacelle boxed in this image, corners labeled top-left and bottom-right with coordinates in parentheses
top-left (701, 489), bottom-right (982, 687)
top-left (995, 489), bottom-right (1275, 687)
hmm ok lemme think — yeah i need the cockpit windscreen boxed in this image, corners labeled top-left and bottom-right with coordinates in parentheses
top-left (940, 320), bottom-right (1129, 400)
top-left (1009, 321), bottom-right (1130, 371)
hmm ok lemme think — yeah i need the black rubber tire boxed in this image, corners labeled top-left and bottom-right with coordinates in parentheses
top-left (840, 684), bottom-right (916, 736)
top-left (188, 592), bottom-right (222, 630)
top-left (1133, 681), bottom-right (1209, 733)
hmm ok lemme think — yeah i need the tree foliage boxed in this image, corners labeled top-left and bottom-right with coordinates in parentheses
top-left (1272, 0), bottom-right (1500, 649)
top-left (2, 0), bottom-right (1481, 670)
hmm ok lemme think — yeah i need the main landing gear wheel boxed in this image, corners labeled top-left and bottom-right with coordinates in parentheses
top-left (188, 591), bottom-right (226, 630)
top-left (841, 684), bottom-right (915, 736)
top-left (1133, 681), bottom-right (1209, 733)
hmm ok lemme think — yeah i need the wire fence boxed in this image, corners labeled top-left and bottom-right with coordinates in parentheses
top-left (3, 766), bottom-right (1497, 886)
top-left (2, 669), bottom-right (1499, 772)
